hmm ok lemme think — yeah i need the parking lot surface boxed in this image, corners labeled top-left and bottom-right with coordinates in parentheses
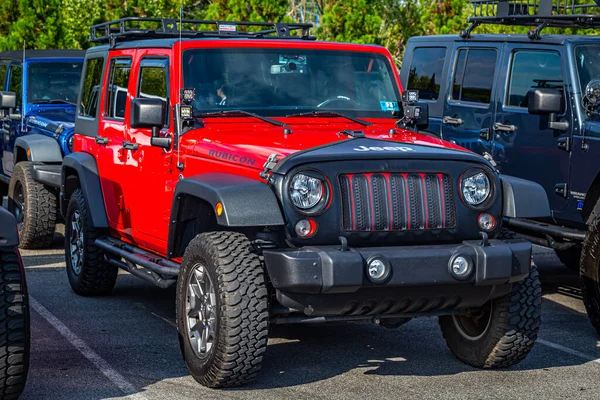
top-left (17, 226), bottom-right (600, 400)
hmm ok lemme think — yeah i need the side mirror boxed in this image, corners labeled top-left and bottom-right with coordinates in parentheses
top-left (0, 91), bottom-right (16, 109)
top-left (415, 102), bottom-right (429, 130)
top-left (130, 98), bottom-right (171, 149)
top-left (527, 88), bottom-right (568, 131)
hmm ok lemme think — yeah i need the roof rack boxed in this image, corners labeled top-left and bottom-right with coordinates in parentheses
top-left (89, 17), bottom-right (315, 47)
top-left (461, 0), bottom-right (600, 40)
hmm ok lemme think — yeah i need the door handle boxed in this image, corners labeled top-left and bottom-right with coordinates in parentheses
top-left (443, 116), bottom-right (464, 126)
top-left (493, 122), bottom-right (517, 133)
top-left (122, 141), bottom-right (138, 151)
top-left (95, 136), bottom-right (109, 145)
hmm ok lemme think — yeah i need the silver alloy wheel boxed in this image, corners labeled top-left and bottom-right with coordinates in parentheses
top-left (451, 302), bottom-right (493, 341)
top-left (185, 263), bottom-right (217, 359)
top-left (69, 210), bottom-right (84, 275)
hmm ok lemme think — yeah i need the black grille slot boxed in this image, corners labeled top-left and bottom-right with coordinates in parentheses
top-left (340, 172), bottom-right (456, 232)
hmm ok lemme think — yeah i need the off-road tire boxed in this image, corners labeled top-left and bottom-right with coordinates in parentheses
top-left (581, 213), bottom-right (600, 335)
top-left (556, 247), bottom-right (581, 272)
top-left (65, 189), bottom-right (117, 296)
top-left (8, 162), bottom-right (56, 249)
top-left (0, 247), bottom-right (30, 399)
top-left (439, 264), bottom-right (541, 368)
top-left (176, 232), bottom-right (269, 388)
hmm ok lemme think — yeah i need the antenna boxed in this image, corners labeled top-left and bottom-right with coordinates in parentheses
top-left (176, 0), bottom-right (183, 173)
top-left (21, 40), bottom-right (25, 130)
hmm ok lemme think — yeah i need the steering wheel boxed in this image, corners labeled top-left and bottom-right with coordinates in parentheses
top-left (317, 95), bottom-right (360, 108)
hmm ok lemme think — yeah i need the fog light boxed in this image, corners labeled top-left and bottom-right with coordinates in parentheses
top-left (366, 257), bottom-right (390, 283)
top-left (295, 219), bottom-right (317, 238)
top-left (449, 255), bottom-right (473, 280)
top-left (478, 213), bottom-right (496, 231)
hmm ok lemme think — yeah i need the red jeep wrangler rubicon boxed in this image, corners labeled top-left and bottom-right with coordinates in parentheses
top-left (61, 18), bottom-right (546, 388)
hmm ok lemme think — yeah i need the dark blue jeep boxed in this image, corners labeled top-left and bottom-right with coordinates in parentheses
top-left (399, 0), bottom-right (600, 335)
top-left (0, 50), bottom-right (83, 248)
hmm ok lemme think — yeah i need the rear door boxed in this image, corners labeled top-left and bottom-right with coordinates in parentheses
top-left (492, 44), bottom-right (570, 212)
top-left (441, 44), bottom-right (502, 155)
top-left (401, 42), bottom-right (450, 137)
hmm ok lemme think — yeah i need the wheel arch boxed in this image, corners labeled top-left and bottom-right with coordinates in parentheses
top-left (167, 173), bottom-right (285, 258)
top-left (15, 134), bottom-right (63, 163)
top-left (0, 207), bottom-right (19, 247)
top-left (61, 153), bottom-right (108, 228)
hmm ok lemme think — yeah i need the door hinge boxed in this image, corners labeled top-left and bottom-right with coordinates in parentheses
top-left (555, 183), bottom-right (568, 198)
top-left (479, 128), bottom-right (491, 141)
top-left (557, 137), bottom-right (571, 152)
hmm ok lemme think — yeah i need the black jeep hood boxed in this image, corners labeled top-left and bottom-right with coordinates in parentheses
top-left (271, 138), bottom-right (492, 175)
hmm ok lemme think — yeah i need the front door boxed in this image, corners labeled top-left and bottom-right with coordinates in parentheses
top-left (442, 45), bottom-right (501, 156)
top-left (492, 45), bottom-right (571, 213)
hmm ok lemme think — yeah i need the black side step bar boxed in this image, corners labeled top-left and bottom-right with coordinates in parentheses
top-left (95, 238), bottom-right (180, 288)
top-left (503, 217), bottom-right (587, 242)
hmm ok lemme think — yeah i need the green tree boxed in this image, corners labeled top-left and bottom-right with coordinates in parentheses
top-left (317, 0), bottom-right (383, 44)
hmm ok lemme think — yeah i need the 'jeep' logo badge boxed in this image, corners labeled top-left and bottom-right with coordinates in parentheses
top-left (353, 145), bottom-right (414, 152)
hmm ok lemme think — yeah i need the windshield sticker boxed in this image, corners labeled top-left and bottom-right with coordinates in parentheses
top-left (380, 101), bottom-right (399, 111)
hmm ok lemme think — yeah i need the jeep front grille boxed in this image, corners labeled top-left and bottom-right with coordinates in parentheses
top-left (339, 173), bottom-right (456, 232)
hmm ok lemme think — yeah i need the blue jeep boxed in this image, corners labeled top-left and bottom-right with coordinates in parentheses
top-left (399, 0), bottom-right (600, 334)
top-left (0, 50), bottom-right (84, 248)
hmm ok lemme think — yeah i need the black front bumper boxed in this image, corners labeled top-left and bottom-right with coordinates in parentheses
top-left (263, 238), bottom-right (531, 316)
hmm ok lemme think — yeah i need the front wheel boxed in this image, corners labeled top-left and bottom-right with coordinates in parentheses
top-left (581, 213), bottom-right (600, 335)
top-left (439, 263), bottom-right (541, 368)
top-left (7, 162), bottom-right (57, 249)
top-left (176, 232), bottom-right (269, 388)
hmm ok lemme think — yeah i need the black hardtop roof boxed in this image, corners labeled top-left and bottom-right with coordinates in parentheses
top-left (408, 33), bottom-right (600, 46)
top-left (0, 49), bottom-right (85, 62)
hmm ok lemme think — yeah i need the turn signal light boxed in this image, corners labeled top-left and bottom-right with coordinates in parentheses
top-left (215, 202), bottom-right (223, 217)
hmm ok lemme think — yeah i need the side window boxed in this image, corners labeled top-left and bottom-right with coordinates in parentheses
top-left (137, 58), bottom-right (169, 126)
top-left (507, 50), bottom-right (563, 109)
top-left (0, 64), bottom-right (7, 90)
top-left (79, 58), bottom-right (104, 118)
top-left (452, 48), bottom-right (497, 104)
top-left (8, 65), bottom-right (22, 109)
top-left (406, 47), bottom-right (446, 101)
top-left (106, 58), bottom-right (132, 120)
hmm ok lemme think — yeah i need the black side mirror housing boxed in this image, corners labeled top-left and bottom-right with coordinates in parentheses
top-left (527, 88), bottom-right (563, 115)
top-left (527, 88), bottom-right (568, 131)
top-left (0, 91), bottom-right (17, 109)
top-left (415, 102), bottom-right (429, 130)
top-left (130, 98), bottom-right (171, 149)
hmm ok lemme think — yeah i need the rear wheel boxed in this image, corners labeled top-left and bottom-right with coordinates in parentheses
top-left (0, 246), bottom-right (30, 399)
top-left (439, 264), bottom-right (541, 368)
top-left (7, 162), bottom-right (56, 249)
top-left (176, 232), bottom-right (269, 388)
top-left (65, 189), bottom-right (117, 296)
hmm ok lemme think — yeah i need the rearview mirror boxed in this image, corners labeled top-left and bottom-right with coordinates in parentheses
top-left (527, 88), bottom-right (568, 131)
top-left (0, 91), bottom-right (16, 109)
top-left (130, 98), bottom-right (171, 149)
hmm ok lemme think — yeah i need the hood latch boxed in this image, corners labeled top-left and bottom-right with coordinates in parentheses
top-left (260, 153), bottom-right (279, 180)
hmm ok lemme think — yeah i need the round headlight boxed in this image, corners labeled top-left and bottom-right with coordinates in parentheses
top-left (290, 173), bottom-right (326, 211)
top-left (461, 170), bottom-right (491, 206)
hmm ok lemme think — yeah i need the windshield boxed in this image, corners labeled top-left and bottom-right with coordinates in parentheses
top-left (182, 48), bottom-right (400, 117)
top-left (575, 45), bottom-right (600, 94)
top-left (27, 61), bottom-right (83, 104)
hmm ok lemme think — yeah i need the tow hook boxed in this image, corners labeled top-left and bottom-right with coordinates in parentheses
top-left (480, 232), bottom-right (490, 247)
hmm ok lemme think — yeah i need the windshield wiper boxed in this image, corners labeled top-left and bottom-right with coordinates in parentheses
top-left (195, 110), bottom-right (286, 127)
top-left (286, 111), bottom-right (372, 126)
top-left (31, 99), bottom-right (76, 106)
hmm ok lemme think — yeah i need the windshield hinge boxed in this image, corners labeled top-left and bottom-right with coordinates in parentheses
top-left (337, 130), bottom-right (365, 138)
top-left (260, 153), bottom-right (279, 180)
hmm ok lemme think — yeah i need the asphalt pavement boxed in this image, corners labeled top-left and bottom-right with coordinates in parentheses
top-left (15, 226), bottom-right (600, 400)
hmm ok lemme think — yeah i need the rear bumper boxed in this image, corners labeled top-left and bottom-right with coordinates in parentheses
top-left (263, 238), bottom-right (531, 316)
top-left (31, 164), bottom-right (61, 188)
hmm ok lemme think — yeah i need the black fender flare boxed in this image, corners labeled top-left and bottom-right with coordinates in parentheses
top-left (167, 173), bottom-right (284, 258)
top-left (15, 134), bottom-right (63, 163)
top-left (500, 174), bottom-right (551, 218)
top-left (61, 153), bottom-right (108, 228)
top-left (0, 207), bottom-right (19, 247)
